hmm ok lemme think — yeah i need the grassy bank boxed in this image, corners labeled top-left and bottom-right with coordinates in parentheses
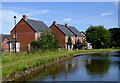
top-left (2, 48), bottom-right (120, 79)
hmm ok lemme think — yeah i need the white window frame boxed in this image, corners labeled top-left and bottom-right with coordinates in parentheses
top-left (14, 33), bottom-right (17, 38)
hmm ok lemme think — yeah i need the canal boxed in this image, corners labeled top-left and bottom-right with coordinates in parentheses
top-left (25, 51), bottom-right (120, 81)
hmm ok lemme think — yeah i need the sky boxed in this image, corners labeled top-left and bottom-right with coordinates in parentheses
top-left (1, 2), bottom-right (118, 34)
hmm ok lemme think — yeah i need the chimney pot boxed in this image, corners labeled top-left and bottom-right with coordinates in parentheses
top-left (53, 21), bottom-right (56, 24)
top-left (1, 33), bottom-right (3, 35)
top-left (23, 15), bottom-right (27, 19)
top-left (65, 23), bottom-right (68, 26)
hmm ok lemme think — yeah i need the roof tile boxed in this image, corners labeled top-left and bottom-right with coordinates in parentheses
top-left (25, 19), bottom-right (51, 32)
top-left (67, 26), bottom-right (85, 37)
top-left (56, 24), bottom-right (75, 36)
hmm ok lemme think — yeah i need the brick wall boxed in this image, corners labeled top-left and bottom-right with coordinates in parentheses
top-left (50, 24), bottom-right (66, 48)
top-left (1, 38), bottom-right (9, 52)
top-left (65, 36), bottom-right (75, 49)
top-left (75, 36), bottom-right (84, 43)
top-left (11, 19), bottom-right (35, 51)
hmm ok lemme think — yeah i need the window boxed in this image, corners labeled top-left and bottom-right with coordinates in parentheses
top-left (14, 33), bottom-right (17, 38)
top-left (11, 44), bottom-right (15, 49)
top-left (3, 42), bottom-right (8, 46)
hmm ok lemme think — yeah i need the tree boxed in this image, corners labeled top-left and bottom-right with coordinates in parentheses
top-left (81, 39), bottom-right (87, 46)
top-left (31, 31), bottom-right (60, 51)
top-left (86, 59), bottom-right (110, 77)
top-left (77, 39), bottom-right (81, 50)
top-left (66, 35), bottom-right (73, 50)
top-left (81, 39), bottom-right (87, 49)
top-left (86, 25), bottom-right (111, 49)
top-left (109, 28), bottom-right (120, 47)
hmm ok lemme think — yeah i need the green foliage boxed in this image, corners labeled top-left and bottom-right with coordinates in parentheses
top-left (81, 39), bottom-right (87, 46)
top-left (109, 28), bottom-right (120, 47)
top-left (66, 35), bottom-right (73, 50)
top-left (66, 35), bottom-right (73, 45)
top-left (86, 59), bottom-right (110, 76)
top-left (2, 48), bottom-right (120, 78)
top-left (31, 31), bottom-right (60, 51)
top-left (86, 25), bottom-right (111, 49)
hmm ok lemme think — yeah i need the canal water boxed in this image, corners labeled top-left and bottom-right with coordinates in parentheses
top-left (26, 51), bottom-right (120, 81)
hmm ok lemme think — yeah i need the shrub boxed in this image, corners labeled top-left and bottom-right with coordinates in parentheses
top-left (31, 31), bottom-right (60, 51)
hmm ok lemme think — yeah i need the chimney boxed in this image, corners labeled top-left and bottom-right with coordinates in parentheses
top-left (1, 33), bottom-right (3, 35)
top-left (23, 15), bottom-right (27, 19)
top-left (65, 23), bottom-right (68, 26)
top-left (53, 21), bottom-right (56, 24)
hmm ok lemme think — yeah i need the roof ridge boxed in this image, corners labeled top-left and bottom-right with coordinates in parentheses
top-left (66, 25), bottom-right (85, 37)
top-left (68, 26), bottom-right (74, 27)
top-left (57, 24), bottom-right (75, 28)
top-left (26, 18), bottom-right (50, 32)
top-left (57, 24), bottom-right (65, 26)
top-left (27, 19), bottom-right (43, 22)
top-left (56, 24), bottom-right (75, 36)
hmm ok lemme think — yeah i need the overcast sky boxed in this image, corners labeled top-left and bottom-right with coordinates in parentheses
top-left (1, 2), bottom-right (118, 34)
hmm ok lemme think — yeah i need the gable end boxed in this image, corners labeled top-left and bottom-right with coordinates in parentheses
top-left (10, 18), bottom-right (36, 33)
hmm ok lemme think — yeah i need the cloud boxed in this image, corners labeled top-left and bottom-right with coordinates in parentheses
top-left (4, 6), bottom-right (49, 16)
top-left (1, 10), bottom-right (22, 34)
top-left (114, 2), bottom-right (118, 6)
top-left (29, 17), bottom-right (40, 20)
top-left (1, 7), bottom-right (50, 34)
top-left (101, 12), bottom-right (113, 16)
top-left (63, 18), bottom-right (72, 21)
top-left (26, 9), bottom-right (49, 16)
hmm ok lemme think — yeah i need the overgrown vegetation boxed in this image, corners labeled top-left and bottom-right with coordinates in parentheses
top-left (66, 35), bottom-right (73, 50)
top-left (86, 25), bottom-right (111, 49)
top-left (2, 48), bottom-right (120, 78)
top-left (31, 31), bottom-right (60, 51)
top-left (109, 28), bottom-right (120, 47)
top-left (81, 39), bottom-right (87, 46)
top-left (86, 26), bottom-right (120, 49)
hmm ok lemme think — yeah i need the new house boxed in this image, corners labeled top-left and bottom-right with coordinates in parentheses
top-left (50, 21), bottom-right (85, 49)
top-left (10, 15), bottom-right (51, 52)
top-left (0, 34), bottom-right (11, 52)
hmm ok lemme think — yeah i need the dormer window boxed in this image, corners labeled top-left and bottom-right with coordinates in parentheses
top-left (14, 33), bottom-right (17, 38)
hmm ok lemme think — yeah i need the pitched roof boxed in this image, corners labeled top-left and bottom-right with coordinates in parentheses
top-left (80, 31), bottom-right (86, 36)
top-left (66, 26), bottom-right (85, 37)
top-left (55, 24), bottom-right (75, 36)
top-left (25, 19), bottom-right (51, 32)
top-left (0, 35), bottom-right (10, 43)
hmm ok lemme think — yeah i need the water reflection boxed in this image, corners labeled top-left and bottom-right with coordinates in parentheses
top-left (25, 51), bottom-right (120, 81)
top-left (86, 59), bottom-right (111, 78)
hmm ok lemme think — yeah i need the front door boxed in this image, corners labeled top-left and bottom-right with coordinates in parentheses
top-left (10, 42), bottom-right (20, 52)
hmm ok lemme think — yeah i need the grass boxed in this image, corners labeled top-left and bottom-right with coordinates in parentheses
top-left (2, 48), bottom-right (120, 78)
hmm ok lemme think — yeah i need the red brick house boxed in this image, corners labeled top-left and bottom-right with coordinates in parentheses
top-left (10, 15), bottom-right (51, 52)
top-left (50, 21), bottom-right (85, 49)
top-left (0, 34), bottom-right (11, 52)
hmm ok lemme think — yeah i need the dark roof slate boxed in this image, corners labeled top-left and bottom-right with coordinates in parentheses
top-left (67, 26), bottom-right (85, 37)
top-left (56, 24), bottom-right (75, 36)
top-left (25, 19), bottom-right (51, 32)
top-left (0, 35), bottom-right (11, 43)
